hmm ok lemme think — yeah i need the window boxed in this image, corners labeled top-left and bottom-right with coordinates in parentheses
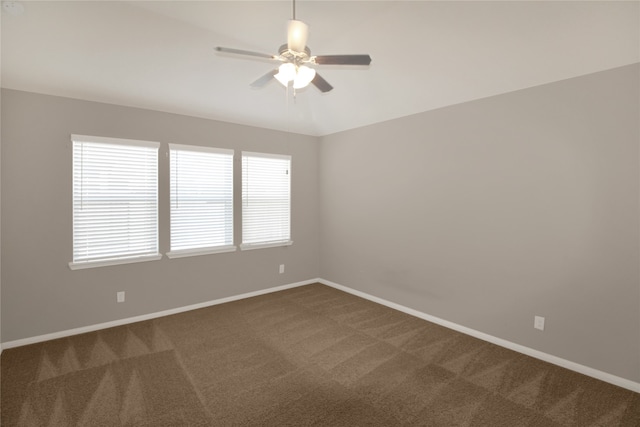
top-left (70, 135), bottom-right (160, 269)
top-left (241, 152), bottom-right (292, 250)
top-left (168, 144), bottom-right (234, 258)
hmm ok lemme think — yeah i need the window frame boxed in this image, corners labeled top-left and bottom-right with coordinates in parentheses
top-left (69, 134), bottom-right (161, 270)
top-left (166, 143), bottom-right (236, 259)
top-left (240, 151), bottom-right (292, 251)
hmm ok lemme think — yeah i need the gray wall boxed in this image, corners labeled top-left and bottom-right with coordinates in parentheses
top-left (319, 64), bottom-right (640, 382)
top-left (1, 89), bottom-right (320, 342)
top-left (0, 69), bottom-right (3, 401)
top-left (3, 64), bottom-right (640, 384)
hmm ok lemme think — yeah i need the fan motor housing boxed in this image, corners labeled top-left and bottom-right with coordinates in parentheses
top-left (278, 44), bottom-right (311, 64)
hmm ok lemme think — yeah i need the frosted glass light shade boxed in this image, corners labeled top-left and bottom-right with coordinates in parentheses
top-left (275, 63), bottom-right (296, 86)
top-left (287, 20), bottom-right (309, 52)
top-left (293, 65), bottom-right (316, 89)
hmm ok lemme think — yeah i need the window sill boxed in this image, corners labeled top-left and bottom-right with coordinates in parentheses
top-left (166, 245), bottom-right (237, 259)
top-left (69, 254), bottom-right (162, 270)
top-left (240, 240), bottom-right (293, 251)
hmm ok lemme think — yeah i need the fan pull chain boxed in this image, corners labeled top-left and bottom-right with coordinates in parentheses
top-left (286, 84), bottom-right (290, 134)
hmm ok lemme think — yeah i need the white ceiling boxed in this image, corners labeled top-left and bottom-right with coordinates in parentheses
top-left (2, 1), bottom-right (639, 136)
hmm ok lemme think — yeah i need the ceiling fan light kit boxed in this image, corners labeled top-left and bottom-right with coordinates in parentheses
top-left (215, 0), bottom-right (371, 93)
top-left (275, 62), bottom-right (316, 89)
top-left (293, 66), bottom-right (316, 89)
top-left (275, 63), bottom-right (296, 86)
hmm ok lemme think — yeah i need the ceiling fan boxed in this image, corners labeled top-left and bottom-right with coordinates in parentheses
top-left (215, 0), bottom-right (371, 93)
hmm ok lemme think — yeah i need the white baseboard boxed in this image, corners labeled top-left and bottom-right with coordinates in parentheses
top-left (1, 278), bottom-right (316, 350)
top-left (318, 278), bottom-right (640, 394)
top-left (3, 277), bottom-right (639, 394)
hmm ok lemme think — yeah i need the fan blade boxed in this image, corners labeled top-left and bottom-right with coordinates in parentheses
top-left (287, 20), bottom-right (309, 52)
top-left (313, 54), bottom-right (372, 66)
top-left (250, 69), bottom-right (278, 88)
top-left (215, 47), bottom-right (278, 60)
top-left (311, 73), bottom-right (333, 93)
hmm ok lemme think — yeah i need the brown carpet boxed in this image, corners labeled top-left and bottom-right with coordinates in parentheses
top-left (2, 283), bottom-right (639, 426)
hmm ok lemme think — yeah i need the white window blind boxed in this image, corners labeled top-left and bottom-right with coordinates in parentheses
top-left (241, 152), bottom-right (292, 250)
top-left (168, 144), bottom-right (235, 258)
top-left (70, 135), bottom-right (160, 269)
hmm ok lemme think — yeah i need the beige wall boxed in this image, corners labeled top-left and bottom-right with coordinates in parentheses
top-left (1, 89), bottom-right (320, 342)
top-left (319, 64), bottom-right (640, 382)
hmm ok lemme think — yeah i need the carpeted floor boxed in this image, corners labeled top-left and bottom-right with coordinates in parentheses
top-left (2, 283), bottom-right (639, 426)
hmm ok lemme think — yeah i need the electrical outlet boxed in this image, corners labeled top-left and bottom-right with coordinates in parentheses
top-left (279, 264), bottom-right (285, 274)
top-left (534, 315), bottom-right (545, 331)
top-left (117, 291), bottom-right (125, 303)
